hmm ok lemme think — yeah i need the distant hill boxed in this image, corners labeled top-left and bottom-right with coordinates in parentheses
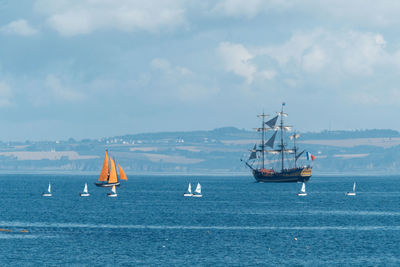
top-left (0, 127), bottom-right (400, 175)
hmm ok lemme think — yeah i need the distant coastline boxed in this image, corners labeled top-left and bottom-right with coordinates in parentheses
top-left (0, 127), bottom-right (399, 175)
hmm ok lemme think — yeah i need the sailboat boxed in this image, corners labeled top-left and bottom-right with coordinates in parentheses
top-left (242, 103), bottom-right (313, 183)
top-left (192, 183), bottom-right (202, 197)
top-left (80, 183), bottom-right (90, 197)
top-left (346, 182), bottom-right (356, 196)
top-left (184, 183), bottom-right (193, 197)
top-left (42, 183), bottom-right (52, 197)
top-left (95, 149), bottom-right (128, 187)
top-left (107, 185), bottom-right (117, 197)
top-left (297, 182), bottom-right (307, 196)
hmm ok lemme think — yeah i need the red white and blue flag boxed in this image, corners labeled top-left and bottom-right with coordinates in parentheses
top-left (306, 152), bottom-right (315, 161)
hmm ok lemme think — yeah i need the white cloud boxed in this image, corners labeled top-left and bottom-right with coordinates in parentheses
top-left (45, 75), bottom-right (85, 101)
top-left (151, 58), bottom-right (193, 76)
top-left (256, 29), bottom-right (389, 76)
top-left (0, 82), bottom-right (14, 107)
top-left (148, 58), bottom-right (218, 102)
top-left (35, 0), bottom-right (186, 36)
top-left (217, 42), bottom-right (276, 84)
top-left (217, 42), bottom-right (256, 84)
top-left (212, 0), bottom-right (291, 18)
top-left (0, 19), bottom-right (38, 36)
top-left (210, 0), bottom-right (400, 28)
top-left (302, 46), bottom-right (328, 72)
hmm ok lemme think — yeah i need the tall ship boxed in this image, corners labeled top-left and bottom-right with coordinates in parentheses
top-left (95, 149), bottom-right (128, 187)
top-left (243, 103), bottom-right (312, 183)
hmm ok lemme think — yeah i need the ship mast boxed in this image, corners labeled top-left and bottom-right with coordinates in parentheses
top-left (280, 103), bottom-right (285, 172)
top-left (257, 112), bottom-right (268, 169)
top-left (293, 132), bottom-right (297, 168)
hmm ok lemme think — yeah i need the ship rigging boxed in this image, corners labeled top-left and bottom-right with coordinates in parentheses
top-left (243, 103), bottom-right (312, 183)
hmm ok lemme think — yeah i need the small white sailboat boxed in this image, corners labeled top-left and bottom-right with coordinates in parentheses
top-left (297, 182), bottom-right (307, 196)
top-left (42, 183), bottom-right (52, 197)
top-left (80, 183), bottom-right (90, 197)
top-left (184, 183), bottom-right (193, 197)
top-left (192, 183), bottom-right (202, 197)
top-left (346, 182), bottom-right (356, 196)
top-left (107, 185), bottom-right (117, 197)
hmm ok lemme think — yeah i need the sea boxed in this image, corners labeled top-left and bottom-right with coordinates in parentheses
top-left (0, 174), bottom-right (399, 266)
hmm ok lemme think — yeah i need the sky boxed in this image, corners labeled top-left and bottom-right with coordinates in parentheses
top-left (1, 0), bottom-right (400, 140)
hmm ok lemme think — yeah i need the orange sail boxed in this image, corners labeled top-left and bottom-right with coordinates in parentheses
top-left (118, 164), bottom-right (127, 180)
top-left (108, 157), bottom-right (118, 184)
top-left (98, 150), bottom-right (109, 182)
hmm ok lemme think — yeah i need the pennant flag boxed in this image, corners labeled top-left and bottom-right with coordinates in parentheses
top-left (306, 152), bottom-right (315, 161)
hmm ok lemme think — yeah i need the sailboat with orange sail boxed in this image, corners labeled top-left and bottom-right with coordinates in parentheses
top-left (95, 149), bottom-right (128, 187)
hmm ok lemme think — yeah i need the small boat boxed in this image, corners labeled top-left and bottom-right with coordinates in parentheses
top-left (107, 185), bottom-right (117, 197)
top-left (297, 182), bottom-right (307, 196)
top-left (192, 183), bottom-right (202, 197)
top-left (80, 183), bottom-right (90, 197)
top-left (184, 183), bottom-right (193, 197)
top-left (42, 183), bottom-right (52, 197)
top-left (95, 149), bottom-right (128, 187)
top-left (346, 182), bottom-right (356, 196)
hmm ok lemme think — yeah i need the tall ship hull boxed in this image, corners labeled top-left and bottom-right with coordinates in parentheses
top-left (243, 103), bottom-right (314, 183)
top-left (253, 167), bottom-right (312, 183)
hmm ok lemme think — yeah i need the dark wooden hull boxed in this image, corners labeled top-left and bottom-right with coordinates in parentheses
top-left (253, 167), bottom-right (312, 183)
top-left (94, 182), bottom-right (120, 187)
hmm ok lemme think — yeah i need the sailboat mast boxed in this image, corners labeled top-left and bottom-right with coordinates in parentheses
top-left (293, 132), bottom-right (297, 168)
top-left (261, 112), bottom-right (265, 169)
top-left (280, 104), bottom-right (285, 172)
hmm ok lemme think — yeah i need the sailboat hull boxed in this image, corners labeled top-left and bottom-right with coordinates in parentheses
top-left (253, 167), bottom-right (312, 183)
top-left (42, 193), bottom-right (52, 197)
top-left (80, 193), bottom-right (90, 197)
top-left (95, 182), bottom-right (120, 187)
top-left (107, 193), bottom-right (118, 197)
top-left (192, 194), bottom-right (202, 197)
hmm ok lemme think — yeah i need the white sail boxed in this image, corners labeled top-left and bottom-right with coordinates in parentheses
top-left (353, 182), bottom-right (356, 192)
top-left (300, 183), bottom-right (306, 193)
top-left (48, 183), bottom-right (51, 193)
top-left (187, 183), bottom-right (192, 193)
top-left (111, 185), bottom-right (116, 194)
top-left (195, 183), bottom-right (201, 194)
top-left (84, 183), bottom-right (88, 193)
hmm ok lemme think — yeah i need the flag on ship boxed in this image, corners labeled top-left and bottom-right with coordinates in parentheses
top-left (306, 152), bottom-right (315, 161)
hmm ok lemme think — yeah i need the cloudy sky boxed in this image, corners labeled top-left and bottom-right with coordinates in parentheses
top-left (1, 0), bottom-right (400, 140)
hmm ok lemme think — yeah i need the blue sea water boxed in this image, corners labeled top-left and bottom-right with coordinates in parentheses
top-left (0, 174), bottom-right (399, 266)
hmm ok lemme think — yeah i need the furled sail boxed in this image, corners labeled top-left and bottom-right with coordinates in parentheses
top-left (108, 157), bottom-right (118, 184)
top-left (98, 150), bottom-right (109, 182)
top-left (265, 115), bottom-right (278, 128)
top-left (118, 164), bottom-right (128, 180)
top-left (289, 134), bottom-right (301, 140)
top-left (266, 149), bottom-right (294, 154)
top-left (277, 111), bottom-right (288, 117)
top-left (265, 131), bottom-right (277, 148)
top-left (249, 144), bottom-right (257, 160)
top-left (274, 125), bottom-right (292, 131)
top-left (254, 127), bottom-right (272, 132)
